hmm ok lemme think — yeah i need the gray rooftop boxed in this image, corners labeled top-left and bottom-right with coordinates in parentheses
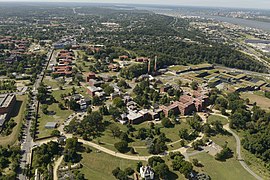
top-left (0, 94), bottom-right (15, 108)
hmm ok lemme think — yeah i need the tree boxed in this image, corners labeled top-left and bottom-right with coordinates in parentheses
top-left (191, 81), bottom-right (198, 90)
top-left (41, 104), bottom-right (49, 114)
top-left (92, 96), bottom-right (101, 106)
top-left (172, 155), bottom-right (193, 177)
top-left (51, 130), bottom-right (60, 137)
top-left (108, 124), bottom-right (121, 138)
top-left (215, 96), bottom-right (228, 109)
top-left (87, 106), bottom-right (92, 114)
top-left (112, 167), bottom-right (128, 180)
top-left (99, 105), bottom-right (109, 115)
top-left (109, 106), bottom-right (121, 119)
top-left (161, 117), bottom-right (173, 128)
top-left (148, 156), bottom-right (165, 167)
top-left (192, 139), bottom-right (204, 150)
top-left (215, 144), bottom-right (233, 161)
top-left (113, 97), bottom-right (125, 108)
top-left (104, 85), bottom-right (114, 95)
top-left (136, 161), bottom-right (143, 172)
top-left (192, 158), bottom-right (200, 167)
top-left (153, 163), bottom-right (169, 179)
top-left (124, 167), bottom-right (134, 176)
top-left (68, 99), bottom-right (80, 111)
top-left (179, 129), bottom-right (189, 140)
top-left (64, 138), bottom-right (80, 163)
top-left (114, 141), bottom-right (129, 153)
top-left (130, 147), bottom-right (136, 154)
top-left (58, 103), bottom-right (64, 110)
top-left (117, 79), bottom-right (129, 89)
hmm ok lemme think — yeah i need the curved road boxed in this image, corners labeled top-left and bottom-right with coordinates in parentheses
top-left (223, 124), bottom-right (263, 180)
top-left (36, 113), bottom-right (263, 180)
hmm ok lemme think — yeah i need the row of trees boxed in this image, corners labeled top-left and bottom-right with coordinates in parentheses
top-left (0, 145), bottom-right (21, 179)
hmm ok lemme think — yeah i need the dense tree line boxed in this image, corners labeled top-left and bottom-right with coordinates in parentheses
top-left (0, 146), bottom-right (21, 179)
top-left (216, 92), bottom-right (270, 168)
top-left (64, 111), bottom-right (104, 139)
top-left (32, 141), bottom-right (62, 179)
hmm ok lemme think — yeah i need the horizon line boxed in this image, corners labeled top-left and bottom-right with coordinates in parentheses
top-left (0, 1), bottom-right (269, 11)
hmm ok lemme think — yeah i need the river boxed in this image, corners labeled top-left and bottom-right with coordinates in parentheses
top-left (191, 14), bottom-right (270, 32)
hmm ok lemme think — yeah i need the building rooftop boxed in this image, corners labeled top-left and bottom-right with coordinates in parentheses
top-left (45, 122), bottom-right (57, 128)
top-left (0, 94), bottom-right (15, 108)
top-left (0, 113), bottom-right (8, 127)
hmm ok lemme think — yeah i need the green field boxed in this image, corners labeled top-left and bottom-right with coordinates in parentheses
top-left (191, 153), bottom-right (255, 180)
top-left (237, 130), bottom-right (270, 180)
top-left (241, 148), bottom-right (270, 180)
top-left (207, 115), bottom-right (228, 125)
top-left (37, 103), bottom-right (73, 138)
top-left (94, 119), bottom-right (192, 155)
top-left (80, 147), bottom-right (142, 180)
top-left (0, 95), bottom-right (27, 146)
top-left (37, 82), bottom-right (90, 138)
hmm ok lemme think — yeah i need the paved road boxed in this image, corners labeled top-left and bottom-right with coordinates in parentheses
top-left (36, 111), bottom-right (263, 180)
top-left (209, 112), bottom-right (263, 180)
top-left (223, 124), bottom-right (263, 180)
top-left (18, 49), bottom-right (54, 180)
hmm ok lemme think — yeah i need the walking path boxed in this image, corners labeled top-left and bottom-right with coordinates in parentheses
top-left (53, 155), bottom-right (63, 180)
top-left (36, 111), bottom-right (263, 180)
top-left (223, 124), bottom-right (263, 180)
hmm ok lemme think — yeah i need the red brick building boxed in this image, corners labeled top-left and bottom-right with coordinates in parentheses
top-left (85, 72), bottom-right (96, 82)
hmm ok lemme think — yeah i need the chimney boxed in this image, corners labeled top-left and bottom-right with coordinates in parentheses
top-left (154, 56), bottom-right (157, 72)
top-left (148, 58), bottom-right (151, 73)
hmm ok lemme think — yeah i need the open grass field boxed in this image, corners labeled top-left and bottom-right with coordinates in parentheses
top-left (237, 130), bottom-right (270, 179)
top-left (36, 79), bottom-right (90, 138)
top-left (210, 134), bottom-right (235, 152)
top-left (241, 148), bottom-right (270, 180)
top-left (80, 146), bottom-right (142, 180)
top-left (241, 92), bottom-right (270, 111)
top-left (95, 119), bottom-right (191, 155)
top-left (191, 153), bottom-right (255, 180)
top-left (37, 88), bottom-right (74, 138)
top-left (207, 115), bottom-right (228, 125)
top-left (37, 103), bottom-right (73, 138)
top-left (0, 95), bottom-right (27, 146)
top-left (43, 77), bottom-right (59, 89)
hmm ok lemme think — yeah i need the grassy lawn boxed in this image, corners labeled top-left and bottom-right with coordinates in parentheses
top-left (210, 134), bottom-right (235, 152)
top-left (241, 148), bottom-right (270, 180)
top-left (37, 103), bottom-right (73, 138)
top-left (237, 130), bottom-right (270, 179)
top-left (96, 119), bottom-right (191, 153)
top-left (43, 77), bottom-right (59, 89)
top-left (164, 157), bottom-right (187, 180)
top-left (0, 95), bottom-right (27, 146)
top-left (240, 92), bottom-right (270, 111)
top-left (207, 115), bottom-right (228, 125)
top-left (80, 146), bottom-right (142, 180)
top-left (37, 88), bottom-right (77, 138)
top-left (191, 153), bottom-right (255, 180)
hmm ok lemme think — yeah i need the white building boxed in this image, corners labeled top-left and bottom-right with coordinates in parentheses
top-left (140, 166), bottom-right (154, 180)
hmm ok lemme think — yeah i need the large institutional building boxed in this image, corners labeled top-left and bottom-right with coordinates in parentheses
top-left (0, 94), bottom-right (16, 130)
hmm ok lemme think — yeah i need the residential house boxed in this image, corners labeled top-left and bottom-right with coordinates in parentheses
top-left (87, 86), bottom-right (105, 97)
top-left (140, 166), bottom-right (154, 180)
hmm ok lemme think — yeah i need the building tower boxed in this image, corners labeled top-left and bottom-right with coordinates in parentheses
top-left (154, 56), bottom-right (157, 72)
top-left (148, 58), bottom-right (151, 74)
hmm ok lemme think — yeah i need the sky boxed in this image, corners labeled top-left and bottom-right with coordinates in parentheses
top-left (0, 0), bottom-right (270, 10)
